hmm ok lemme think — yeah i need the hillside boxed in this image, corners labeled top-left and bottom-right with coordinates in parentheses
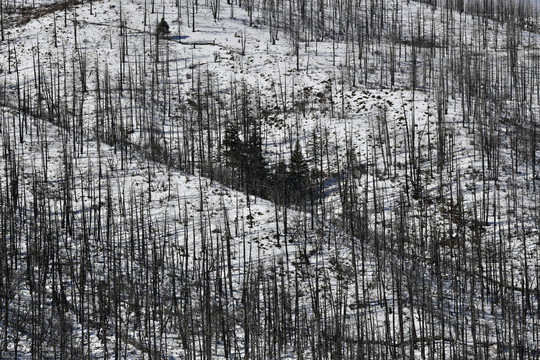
top-left (1, 0), bottom-right (540, 358)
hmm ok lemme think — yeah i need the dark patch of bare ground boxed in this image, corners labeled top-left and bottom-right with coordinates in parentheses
top-left (3, 0), bottom-right (84, 30)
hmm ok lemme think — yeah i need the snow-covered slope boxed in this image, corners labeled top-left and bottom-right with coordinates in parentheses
top-left (1, 0), bottom-right (540, 358)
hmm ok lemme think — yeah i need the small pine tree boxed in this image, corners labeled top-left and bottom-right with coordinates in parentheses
top-left (270, 160), bottom-right (289, 205)
top-left (245, 127), bottom-right (268, 195)
top-left (157, 17), bottom-right (170, 38)
top-left (288, 141), bottom-right (309, 204)
top-left (223, 125), bottom-right (243, 168)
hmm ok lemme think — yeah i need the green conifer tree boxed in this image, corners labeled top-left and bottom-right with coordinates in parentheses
top-left (157, 17), bottom-right (170, 38)
top-left (223, 125), bottom-right (243, 168)
top-left (245, 126), bottom-right (268, 195)
top-left (288, 141), bottom-right (309, 204)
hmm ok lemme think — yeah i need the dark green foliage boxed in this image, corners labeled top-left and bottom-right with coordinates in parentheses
top-left (244, 126), bottom-right (268, 194)
top-left (223, 135), bottom-right (312, 205)
top-left (288, 141), bottom-right (310, 204)
top-left (223, 130), bottom-right (311, 205)
top-left (222, 124), bottom-right (268, 196)
top-left (223, 125), bottom-right (243, 168)
top-left (269, 160), bottom-right (289, 201)
top-left (157, 17), bottom-right (170, 38)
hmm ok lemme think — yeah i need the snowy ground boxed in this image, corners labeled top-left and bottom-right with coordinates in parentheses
top-left (1, 0), bottom-right (540, 358)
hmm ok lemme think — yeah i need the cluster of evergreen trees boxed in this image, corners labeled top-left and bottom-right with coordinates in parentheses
top-left (223, 124), bottom-right (310, 206)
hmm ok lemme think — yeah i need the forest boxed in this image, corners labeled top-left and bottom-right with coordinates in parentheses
top-left (1, 0), bottom-right (540, 358)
